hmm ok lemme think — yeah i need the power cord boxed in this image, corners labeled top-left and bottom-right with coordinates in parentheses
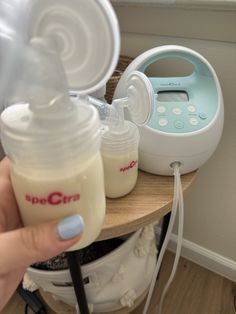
top-left (25, 303), bottom-right (29, 314)
top-left (143, 162), bottom-right (183, 314)
top-left (24, 301), bottom-right (47, 314)
top-left (17, 282), bottom-right (47, 314)
top-left (24, 304), bottom-right (47, 314)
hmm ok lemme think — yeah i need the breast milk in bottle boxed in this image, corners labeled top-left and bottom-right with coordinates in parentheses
top-left (101, 121), bottom-right (140, 198)
top-left (0, 43), bottom-right (106, 251)
top-left (74, 70), bottom-right (154, 199)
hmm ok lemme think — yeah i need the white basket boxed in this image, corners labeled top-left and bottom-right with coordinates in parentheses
top-left (25, 225), bottom-right (157, 313)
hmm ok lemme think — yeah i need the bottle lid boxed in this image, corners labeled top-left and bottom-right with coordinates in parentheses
top-left (1, 101), bottom-right (102, 170)
top-left (126, 71), bottom-right (154, 126)
top-left (101, 120), bottom-right (139, 154)
top-left (29, 0), bottom-right (120, 94)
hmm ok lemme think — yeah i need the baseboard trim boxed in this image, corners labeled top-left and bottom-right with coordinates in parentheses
top-left (156, 227), bottom-right (236, 283)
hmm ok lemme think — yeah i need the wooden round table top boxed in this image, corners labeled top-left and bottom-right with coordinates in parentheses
top-left (97, 170), bottom-right (198, 241)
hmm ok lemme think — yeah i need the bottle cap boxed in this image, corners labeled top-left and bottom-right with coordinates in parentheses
top-left (1, 101), bottom-right (101, 171)
top-left (101, 120), bottom-right (139, 155)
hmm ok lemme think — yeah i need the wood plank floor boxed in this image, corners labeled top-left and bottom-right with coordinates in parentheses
top-left (135, 251), bottom-right (236, 314)
top-left (2, 251), bottom-right (236, 314)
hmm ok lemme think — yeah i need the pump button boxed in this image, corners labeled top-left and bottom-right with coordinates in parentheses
top-left (157, 106), bottom-right (166, 113)
top-left (174, 120), bottom-right (184, 129)
top-left (189, 118), bottom-right (199, 126)
top-left (199, 112), bottom-right (208, 120)
top-left (187, 105), bottom-right (196, 113)
top-left (172, 107), bottom-right (182, 115)
top-left (158, 118), bottom-right (168, 127)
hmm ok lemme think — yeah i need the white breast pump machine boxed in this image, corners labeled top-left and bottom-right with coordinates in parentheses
top-left (114, 45), bottom-right (224, 313)
top-left (115, 45), bottom-right (224, 175)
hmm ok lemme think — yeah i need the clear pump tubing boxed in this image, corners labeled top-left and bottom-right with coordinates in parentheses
top-left (142, 162), bottom-right (183, 314)
top-left (158, 166), bottom-right (184, 314)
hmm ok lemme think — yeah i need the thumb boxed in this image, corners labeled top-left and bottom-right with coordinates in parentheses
top-left (0, 214), bottom-right (84, 274)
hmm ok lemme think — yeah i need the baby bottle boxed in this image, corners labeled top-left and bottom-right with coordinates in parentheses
top-left (0, 0), bottom-right (121, 250)
top-left (0, 41), bottom-right (106, 251)
top-left (84, 71), bottom-right (154, 198)
top-left (102, 120), bottom-right (140, 198)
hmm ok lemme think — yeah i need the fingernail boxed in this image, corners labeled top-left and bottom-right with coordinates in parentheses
top-left (57, 214), bottom-right (84, 240)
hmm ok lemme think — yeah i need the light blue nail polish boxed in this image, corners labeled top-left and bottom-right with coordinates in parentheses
top-left (57, 214), bottom-right (84, 240)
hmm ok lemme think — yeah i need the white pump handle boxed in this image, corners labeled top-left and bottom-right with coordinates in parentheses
top-left (113, 45), bottom-right (219, 101)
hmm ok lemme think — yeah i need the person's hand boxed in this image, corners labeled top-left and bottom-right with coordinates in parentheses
top-left (0, 158), bottom-right (84, 310)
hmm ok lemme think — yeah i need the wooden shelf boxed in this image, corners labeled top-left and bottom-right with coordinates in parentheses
top-left (98, 169), bottom-right (198, 241)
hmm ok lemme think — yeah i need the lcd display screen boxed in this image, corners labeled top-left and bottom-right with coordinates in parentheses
top-left (157, 91), bottom-right (189, 102)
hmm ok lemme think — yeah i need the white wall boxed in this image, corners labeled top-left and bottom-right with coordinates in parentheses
top-left (112, 3), bottom-right (236, 279)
